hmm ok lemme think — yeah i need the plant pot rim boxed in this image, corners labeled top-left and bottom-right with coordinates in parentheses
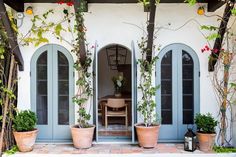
top-left (13, 128), bottom-right (38, 133)
top-left (135, 123), bottom-right (160, 128)
top-left (70, 124), bottom-right (95, 129)
top-left (196, 131), bottom-right (216, 135)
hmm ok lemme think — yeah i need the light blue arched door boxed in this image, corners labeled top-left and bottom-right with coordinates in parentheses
top-left (31, 44), bottom-right (74, 142)
top-left (156, 44), bottom-right (200, 142)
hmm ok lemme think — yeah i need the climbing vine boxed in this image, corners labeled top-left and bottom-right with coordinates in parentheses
top-left (188, 0), bottom-right (236, 146)
top-left (72, 0), bottom-right (93, 128)
top-left (137, 37), bottom-right (160, 127)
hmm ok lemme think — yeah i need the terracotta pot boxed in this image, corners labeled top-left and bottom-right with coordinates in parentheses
top-left (13, 129), bottom-right (38, 152)
top-left (197, 132), bottom-right (216, 152)
top-left (135, 124), bottom-right (160, 148)
top-left (71, 125), bottom-right (95, 149)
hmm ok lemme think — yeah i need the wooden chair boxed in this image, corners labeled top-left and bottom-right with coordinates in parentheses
top-left (104, 99), bottom-right (128, 128)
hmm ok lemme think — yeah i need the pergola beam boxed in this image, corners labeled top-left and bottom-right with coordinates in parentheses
top-left (3, 0), bottom-right (24, 12)
top-left (208, 0), bottom-right (235, 71)
top-left (0, 0), bottom-right (24, 71)
top-left (208, 0), bottom-right (225, 12)
top-left (74, 0), bottom-right (87, 66)
top-left (146, 0), bottom-right (156, 62)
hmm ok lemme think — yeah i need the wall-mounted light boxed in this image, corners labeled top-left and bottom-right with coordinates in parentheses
top-left (197, 6), bottom-right (205, 15)
top-left (25, 6), bottom-right (33, 15)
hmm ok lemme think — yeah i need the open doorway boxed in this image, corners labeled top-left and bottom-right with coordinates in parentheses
top-left (96, 44), bottom-right (132, 142)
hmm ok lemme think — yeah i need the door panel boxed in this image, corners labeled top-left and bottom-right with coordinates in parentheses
top-left (31, 44), bottom-right (74, 142)
top-left (156, 44), bottom-right (200, 141)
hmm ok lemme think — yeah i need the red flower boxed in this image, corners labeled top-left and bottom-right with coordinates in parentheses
top-left (205, 45), bottom-right (210, 51)
top-left (213, 49), bottom-right (218, 53)
top-left (66, 1), bottom-right (74, 6)
top-left (57, 0), bottom-right (64, 4)
top-left (201, 48), bottom-right (205, 53)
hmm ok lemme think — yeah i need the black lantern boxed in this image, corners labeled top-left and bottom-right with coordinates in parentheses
top-left (106, 45), bottom-right (127, 70)
top-left (184, 128), bottom-right (197, 152)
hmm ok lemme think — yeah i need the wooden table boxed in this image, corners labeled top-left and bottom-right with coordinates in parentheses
top-left (99, 95), bottom-right (132, 126)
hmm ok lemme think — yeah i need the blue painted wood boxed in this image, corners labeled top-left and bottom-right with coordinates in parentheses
top-left (156, 43), bottom-right (200, 141)
top-left (31, 44), bottom-right (74, 142)
top-left (31, 45), bottom-right (53, 140)
top-left (131, 40), bottom-right (137, 143)
top-left (93, 41), bottom-right (99, 142)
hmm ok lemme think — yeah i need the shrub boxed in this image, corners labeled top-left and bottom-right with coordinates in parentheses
top-left (13, 110), bottom-right (37, 132)
top-left (194, 113), bottom-right (217, 133)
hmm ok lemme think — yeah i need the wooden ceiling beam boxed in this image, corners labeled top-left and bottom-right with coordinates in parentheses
top-left (0, 0), bottom-right (24, 71)
top-left (3, 0), bottom-right (24, 12)
top-left (208, 0), bottom-right (235, 71)
top-left (208, 0), bottom-right (225, 12)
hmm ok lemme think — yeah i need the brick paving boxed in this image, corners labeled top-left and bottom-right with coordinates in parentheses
top-left (15, 143), bottom-right (209, 154)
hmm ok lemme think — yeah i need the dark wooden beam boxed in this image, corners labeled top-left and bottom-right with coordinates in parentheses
top-left (74, 0), bottom-right (87, 66)
top-left (208, 0), bottom-right (225, 12)
top-left (3, 0), bottom-right (24, 12)
top-left (208, 0), bottom-right (235, 71)
top-left (146, 0), bottom-right (156, 62)
top-left (0, 0), bottom-right (24, 71)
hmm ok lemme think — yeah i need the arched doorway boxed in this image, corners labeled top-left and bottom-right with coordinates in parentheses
top-left (156, 43), bottom-right (200, 142)
top-left (94, 43), bottom-right (137, 142)
top-left (31, 44), bottom-right (74, 142)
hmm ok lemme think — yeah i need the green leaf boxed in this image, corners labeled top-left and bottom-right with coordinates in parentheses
top-left (231, 8), bottom-right (236, 16)
top-left (184, 0), bottom-right (196, 6)
top-left (201, 25), bottom-right (218, 31)
top-left (206, 33), bottom-right (221, 41)
top-left (54, 24), bottom-right (66, 41)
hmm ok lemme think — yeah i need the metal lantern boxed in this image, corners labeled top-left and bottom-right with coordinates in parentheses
top-left (184, 128), bottom-right (197, 152)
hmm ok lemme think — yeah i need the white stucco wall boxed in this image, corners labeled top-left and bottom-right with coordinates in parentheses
top-left (17, 3), bottom-right (236, 141)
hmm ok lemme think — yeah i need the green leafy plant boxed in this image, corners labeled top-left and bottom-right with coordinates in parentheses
top-left (13, 110), bottom-right (37, 132)
top-left (137, 37), bottom-right (160, 127)
top-left (213, 146), bottom-right (236, 153)
top-left (4, 145), bottom-right (18, 155)
top-left (195, 113), bottom-right (217, 133)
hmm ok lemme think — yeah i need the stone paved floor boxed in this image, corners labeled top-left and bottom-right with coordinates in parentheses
top-left (16, 143), bottom-right (209, 154)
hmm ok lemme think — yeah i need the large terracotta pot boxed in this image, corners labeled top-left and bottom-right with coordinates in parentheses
top-left (71, 125), bottom-right (95, 149)
top-left (13, 129), bottom-right (38, 152)
top-left (197, 132), bottom-right (216, 152)
top-left (135, 124), bottom-right (160, 148)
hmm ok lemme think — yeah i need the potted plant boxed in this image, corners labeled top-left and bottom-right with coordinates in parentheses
top-left (135, 37), bottom-right (160, 148)
top-left (195, 113), bottom-right (218, 152)
top-left (13, 110), bottom-right (38, 152)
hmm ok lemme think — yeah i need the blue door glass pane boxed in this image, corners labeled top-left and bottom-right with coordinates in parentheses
top-left (161, 51), bottom-right (172, 124)
top-left (182, 51), bottom-right (194, 124)
top-left (58, 51), bottom-right (69, 125)
top-left (37, 51), bottom-right (48, 125)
